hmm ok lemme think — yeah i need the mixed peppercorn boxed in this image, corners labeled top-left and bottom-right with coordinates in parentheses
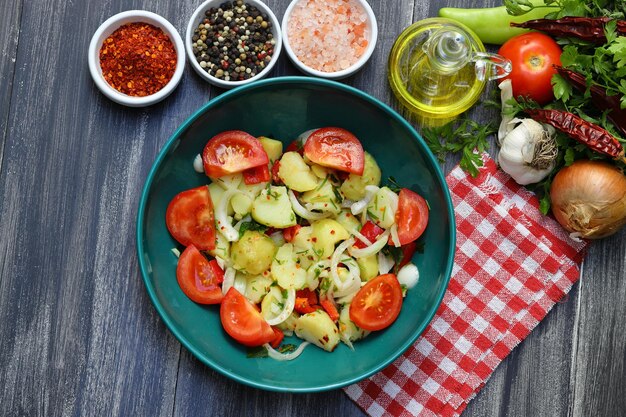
top-left (191, 1), bottom-right (275, 82)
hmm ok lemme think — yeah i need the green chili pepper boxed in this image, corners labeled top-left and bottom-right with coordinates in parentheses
top-left (438, 0), bottom-right (558, 45)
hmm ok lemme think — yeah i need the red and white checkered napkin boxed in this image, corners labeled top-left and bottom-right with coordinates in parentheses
top-left (344, 154), bottom-right (589, 417)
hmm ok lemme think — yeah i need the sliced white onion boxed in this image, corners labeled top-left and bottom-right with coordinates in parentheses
top-left (288, 189), bottom-right (332, 221)
top-left (330, 238), bottom-right (355, 292)
top-left (222, 267), bottom-right (236, 295)
top-left (216, 189), bottom-right (246, 242)
top-left (233, 214), bottom-right (252, 232)
top-left (263, 341), bottom-right (310, 361)
top-left (378, 251), bottom-right (395, 275)
top-left (193, 154), bottom-right (204, 173)
top-left (397, 263), bottom-right (419, 289)
top-left (350, 185), bottom-right (379, 215)
top-left (336, 292), bottom-right (358, 305)
top-left (348, 230), bottom-right (390, 258)
top-left (233, 273), bottom-right (248, 295)
top-left (341, 199), bottom-right (355, 208)
top-left (171, 248), bottom-right (181, 258)
top-left (269, 231), bottom-right (286, 247)
top-left (352, 229), bottom-right (373, 247)
top-left (389, 224), bottom-right (401, 248)
top-left (265, 288), bottom-right (296, 326)
top-left (215, 256), bottom-right (227, 270)
top-left (333, 260), bottom-right (362, 298)
top-left (296, 128), bottom-right (319, 145)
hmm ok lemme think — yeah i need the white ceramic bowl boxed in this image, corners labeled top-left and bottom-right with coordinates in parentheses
top-left (282, 0), bottom-right (378, 80)
top-left (88, 10), bottom-right (186, 107)
top-left (185, 0), bottom-right (282, 89)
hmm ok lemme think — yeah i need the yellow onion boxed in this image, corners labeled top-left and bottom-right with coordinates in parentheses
top-left (550, 160), bottom-right (626, 239)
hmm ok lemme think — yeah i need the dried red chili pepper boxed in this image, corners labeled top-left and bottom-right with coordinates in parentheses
top-left (511, 17), bottom-right (626, 43)
top-left (526, 108), bottom-right (626, 162)
top-left (555, 66), bottom-right (626, 137)
top-left (99, 22), bottom-right (177, 97)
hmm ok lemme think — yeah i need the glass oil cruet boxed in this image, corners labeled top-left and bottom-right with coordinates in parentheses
top-left (388, 18), bottom-right (512, 126)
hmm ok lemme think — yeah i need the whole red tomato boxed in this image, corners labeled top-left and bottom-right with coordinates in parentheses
top-left (498, 32), bottom-right (562, 105)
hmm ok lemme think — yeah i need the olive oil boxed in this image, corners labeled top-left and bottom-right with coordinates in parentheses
top-left (388, 18), bottom-right (511, 127)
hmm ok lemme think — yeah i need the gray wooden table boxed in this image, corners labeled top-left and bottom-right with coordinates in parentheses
top-left (1, 0), bottom-right (624, 416)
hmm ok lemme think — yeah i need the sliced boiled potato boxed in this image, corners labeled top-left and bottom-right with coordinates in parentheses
top-left (310, 164), bottom-right (331, 179)
top-left (207, 231), bottom-right (231, 261)
top-left (259, 136), bottom-right (283, 162)
top-left (338, 305), bottom-right (369, 346)
top-left (366, 186), bottom-right (398, 229)
top-left (340, 152), bottom-right (381, 200)
top-left (276, 312), bottom-right (300, 333)
top-left (251, 186), bottom-right (297, 228)
top-left (295, 310), bottom-right (340, 352)
top-left (291, 226), bottom-right (317, 269)
top-left (301, 179), bottom-right (342, 214)
top-left (356, 255), bottom-right (379, 281)
top-left (278, 152), bottom-right (319, 192)
top-left (335, 210), bottom-right (362, 235)
top-left (230, 230), bottom-right (276, 275)
top-left (261, 286), bottom-right (285, 322)
top-left (208, 182), bottom-right (234, 216)
top-left (244, 271), bottom-right (274, 304)
top-left (271, 243), bottom-right (307, 290)
top-left (311, 219), bottom-right (350, 258)
top-left (230, 193), bottom-right (253, 219)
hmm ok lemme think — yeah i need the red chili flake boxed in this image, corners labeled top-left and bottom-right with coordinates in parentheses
top-left (99, 22), bottom-right (177, 97)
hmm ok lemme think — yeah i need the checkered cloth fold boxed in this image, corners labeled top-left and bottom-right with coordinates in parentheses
top-left (344, 154), bottom-right (589, 417)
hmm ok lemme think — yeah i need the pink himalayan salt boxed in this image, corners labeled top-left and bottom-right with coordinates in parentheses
top-left (287, 0), bottom-right (370, 73)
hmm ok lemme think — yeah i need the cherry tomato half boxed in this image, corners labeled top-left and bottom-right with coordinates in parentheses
top-left (166, 186), bottom-right (216, 250)
top-left (498, 32), bottom-right (562, 105)
top-left (176, 245), bottom-right (224, 304)
top-left (242, 164), bottom-right (270, 185)
top-left (303, 127), bottom-right (365, 175)
top-left (220, 287), bottom-right (275, 347)
top-left (395, 188), bottom-right (429, 246)
top-left (202, 130), bottom-right (269, 178)
top-left (349, 274), bottom-right (403, 331)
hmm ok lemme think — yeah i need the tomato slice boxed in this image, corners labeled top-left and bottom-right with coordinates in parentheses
top-left (354, 221), bottom-right (385, 248)
top-left (320, 298), bottom-right (339, 322)
top-left (283, 224), bottom-right (302, 243)
top-left (398, 241), bottom-right (417, 269)
top-left (242, 164), bottom-right (270, 185)
top-left (303, 127), bottom-right (364, 175)
top-left (202, 130), bottom-right (269, 178)
top-left (395, 188), bottom-right (429, 246)
top-left (166, 186), bottom-right (216, 250)
top-left (285, 139), bottom-right (305, 155)
top-left (270, 327), bottom-right (284, 349)
top-left (176, 245), bottom-right (224, 304)
top-left (270, 160), bottom-right (282, 184)
top-left (350, 274), bottom-right (403, 331)
top-left (220, 287), bottom-right (275, 347)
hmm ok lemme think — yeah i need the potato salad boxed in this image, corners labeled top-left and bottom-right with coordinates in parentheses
top-left (165, 127), bottom-right (429, 359)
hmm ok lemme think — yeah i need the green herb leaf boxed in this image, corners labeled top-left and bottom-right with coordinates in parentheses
top-left (422, 117), bottom-right (496, 178)
top-left (238, 220), bottom-right (269, 238)
top-left (247, 346), bottom-right (269, 358)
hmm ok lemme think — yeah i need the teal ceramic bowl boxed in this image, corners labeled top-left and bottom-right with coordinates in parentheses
top-left (137, 76), bottom-right (455, 392)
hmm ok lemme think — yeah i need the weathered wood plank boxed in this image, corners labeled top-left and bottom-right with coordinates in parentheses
top-left (0, 0), bottom-right (205, 415)
top-left (571, 234), bottom-right (626, 417)
top-left (0, 0), bottom-right (21, 171)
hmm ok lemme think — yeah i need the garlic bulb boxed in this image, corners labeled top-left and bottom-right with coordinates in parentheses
top-left (498, 119), bottom-right (557, 185)
top-left (497, 80), bottom-right (515, 145)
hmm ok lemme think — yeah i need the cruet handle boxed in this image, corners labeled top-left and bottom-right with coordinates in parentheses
top-left (471, 52), bottom-right (512, 82)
